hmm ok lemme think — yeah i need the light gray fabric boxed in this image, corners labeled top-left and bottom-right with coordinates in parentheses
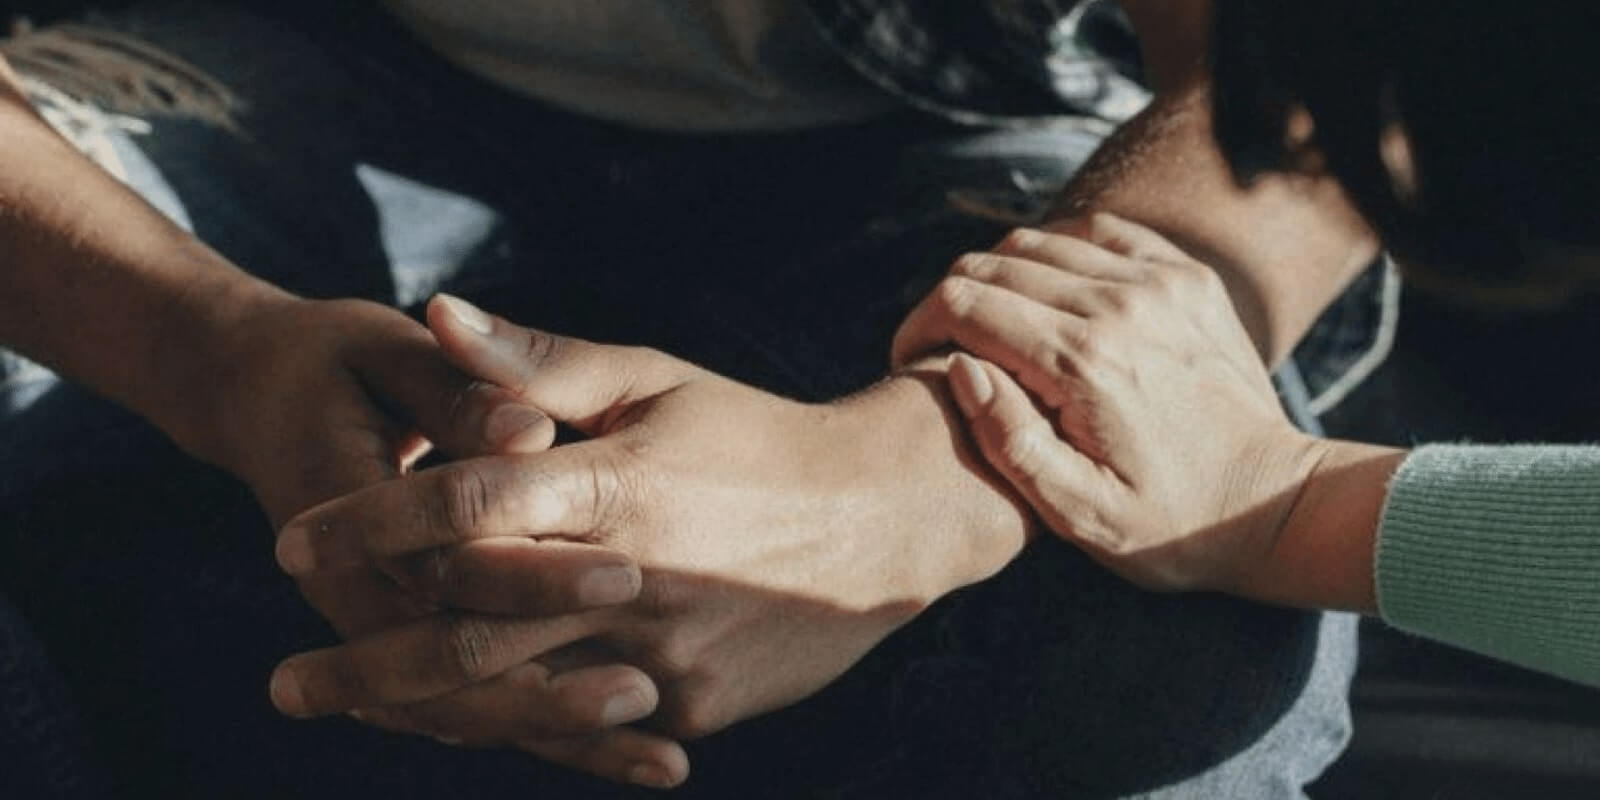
top-left (379, 0), bottom-right (897, 131)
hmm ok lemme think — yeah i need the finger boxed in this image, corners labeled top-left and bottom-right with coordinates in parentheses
top-left (1045, 213), bottom-right (1192, 264)
top-left (397, 537), bottom-right (641, 616)
top-left (520, 728), bottom-right (691, 790)
top-left (946, 251), bottom-right (1116, 313)
top-left (297, 572), bottom-right (433, 638)
top-left (367, 659), bottom-right (658, 741)
top-left (891, 278), bottom-right (1092, 407)
top-left (427, 294), bottom-right (695, 435)
top-left (276, 443), bottom-right (626, 575)
top-left (946, 354), bottom-right (1121, 551)
top-left (991, 226), bottom-right (1153, 282)
top-left (350, 322), bottom-right (557, 458)
top-left (269, 610), bottom-right (605, 718)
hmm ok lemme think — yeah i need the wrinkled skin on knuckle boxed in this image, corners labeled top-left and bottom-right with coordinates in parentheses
top-left (520, 328), bottom-right (561, 375)
top-left (1058, 319), bottom-right (1102, 372)
top-left (436, 613), bottom-right (500, 684)
top-left (997, 424), bottom-right (1046, 477)
top-left (932, 275), bottom-right (976, 322)
top-left (1092, 284), bottom-right (1130, 317)
top-left (429, 465), bottom-right (497, 545)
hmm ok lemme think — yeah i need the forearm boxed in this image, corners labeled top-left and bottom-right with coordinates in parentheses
top-left (1047, 16), bottom-right (1378, 366)
top-left (1232, 438), bottom-right (1406, 614)
top-left (0, 57), bottom-right (289, 449)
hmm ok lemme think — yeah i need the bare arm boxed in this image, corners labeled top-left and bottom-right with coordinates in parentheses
top-left (0, 54), bottom-right (287, 454)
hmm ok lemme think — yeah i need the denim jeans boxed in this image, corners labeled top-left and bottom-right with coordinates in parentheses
top-left (0, 2), bottom-right (1362, 797)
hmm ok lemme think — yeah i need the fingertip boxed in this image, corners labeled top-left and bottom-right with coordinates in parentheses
top-left (946, 352), bottom-right (994, 419)
top-left (597, 672), bottom-right (659, 726)
top-left (660, 743), bottom-right (692, 788)
top-left (630, 754), bottom-right (690, 790)
top-left (628, 740), bottom-right (690, 789)
top-left (430, 293), bottom-right (493, 336)
top-left (269, 661), bottom-right (310, 719)
top-left (275, 524), bottom-right (316, 575)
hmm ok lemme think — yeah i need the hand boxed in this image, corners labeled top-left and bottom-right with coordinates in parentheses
top-left (173, 294), bottom-right (666, 782)
top-left (269, 295), bottom-right (1027, 782)
top-left (891, 214), bottom-right (1326, 593)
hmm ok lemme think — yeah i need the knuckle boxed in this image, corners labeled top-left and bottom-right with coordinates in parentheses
top-left (654, 644), bottom-right (698, 683)
top-left (951, 252), bottom-right (997, 281)
top-left (1082, 211), bottom-right (1120, 244)
top-left (1057, 321), bottom-right (1099, 368)
top-left (582, 450), bottom-right (631, 530)
top-left (1000, 227), bottom-right (1042, 252)
top-left (932, 276), bottom-right (977, 320)
top-left (437, 614), bottom-right (499, 682)
top-left (997, 424), bottom-right (1044, 473)
top-left (1095, 285), bottom-right (1130, 315)
top-left (517, 332), bottom-right (562, 394)
top-left (434, 466), bottom-right (496, 542)
top-left (660, 684), bottom-right (723, 740)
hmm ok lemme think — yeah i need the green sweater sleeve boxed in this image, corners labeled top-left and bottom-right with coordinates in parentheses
top-left (1377, 444), bottom-right (1600, 686)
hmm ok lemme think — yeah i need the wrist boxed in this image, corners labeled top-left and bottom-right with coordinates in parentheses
top-left (140, 247), bottom-right (297, 464)
top-left (826, 362), bottom-right (1034, 609)
top-left (1228, 436), bottom-right (1407, 612)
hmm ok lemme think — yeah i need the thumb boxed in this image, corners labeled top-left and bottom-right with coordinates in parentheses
top-left (427, 294), bottom-right (696, 435)
top-left (946, 353), bottom-right (1119, 552)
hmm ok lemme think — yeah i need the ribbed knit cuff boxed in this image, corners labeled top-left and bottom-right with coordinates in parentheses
top-left (1377, 444), bottom-right (1600, 686)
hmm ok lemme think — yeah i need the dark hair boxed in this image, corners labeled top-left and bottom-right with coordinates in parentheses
top-left (1211, 1), bottom-right (1600, 293)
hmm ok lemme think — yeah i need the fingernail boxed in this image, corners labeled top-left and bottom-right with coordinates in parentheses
top-left (947, 353), bottom-right (994, 417)
top-left (484, 404), bottom-right (547, 446)
top-left (437, 293), bottom-right (493, 335)
top-left (602, 686), bottom-right (652, 726)
top-left (578, 564), bottom-right (641, 607)
top-left (269, 666), bottom-right (307, 718)
top-left (275, 526), bottom-right (315, 575)
top-left (628, 762), bottom-right (677, 789)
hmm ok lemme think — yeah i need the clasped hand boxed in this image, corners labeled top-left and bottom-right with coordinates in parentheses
top-left (262, 296), bottom-right (1013, 788)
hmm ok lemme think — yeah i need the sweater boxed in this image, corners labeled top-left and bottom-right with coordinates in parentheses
top-left (1377, 444), bottom-right (1600, 685)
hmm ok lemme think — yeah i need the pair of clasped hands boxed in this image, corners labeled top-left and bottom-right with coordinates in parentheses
top-left (244, 214), bottom-right (1315, 789)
